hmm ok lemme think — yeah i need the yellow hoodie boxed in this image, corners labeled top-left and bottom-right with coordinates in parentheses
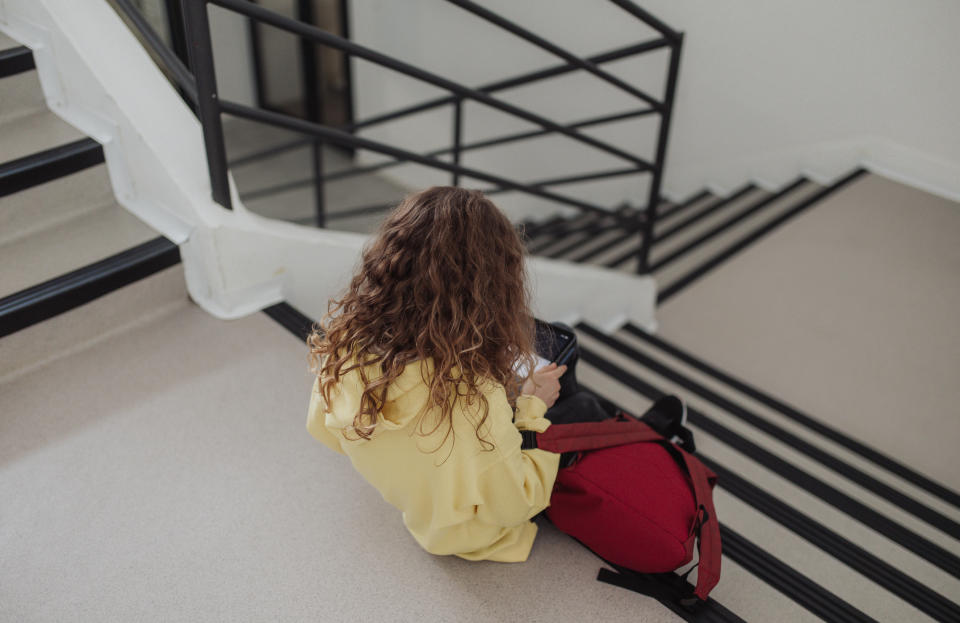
top-left (306, 354), bottom-right (561, 562)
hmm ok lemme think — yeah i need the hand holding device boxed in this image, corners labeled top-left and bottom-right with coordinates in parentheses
top-left (521, 362), bottom-right (567, 408)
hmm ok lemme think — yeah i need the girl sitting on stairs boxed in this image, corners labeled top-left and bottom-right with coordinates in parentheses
top-left (304, 186), bottom-right (686, 562)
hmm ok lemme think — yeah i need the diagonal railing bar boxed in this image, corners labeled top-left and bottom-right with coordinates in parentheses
top-left (443, 0), bottom-right (663, 111)
top-left (438, 107), bottom-right (658, 155)
top-left (210, 0), bottom-right (652, 169)
top-left (346, 38), bottom-right (670, 133)
top-left (221, 99), bottom-right (644, 225)
top-left (227, 37), bottom-right (666, 169)
top-left (477, 167), bottom-right (646, 193)
top-left (238, 107), bottom-right (656, 200)
top-left (607, 0), bottom-right (681, 41)
top-left (113, 0), bottom-right (197, 103)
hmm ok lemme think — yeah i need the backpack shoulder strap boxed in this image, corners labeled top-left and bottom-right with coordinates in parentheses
top-left (672, 446), bottom-right (721, 601)
top-left (522, 419), bottom-right (663, 453)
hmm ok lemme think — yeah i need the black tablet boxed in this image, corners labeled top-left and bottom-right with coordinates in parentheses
top-left (515, 319), bottom-right (578, 377)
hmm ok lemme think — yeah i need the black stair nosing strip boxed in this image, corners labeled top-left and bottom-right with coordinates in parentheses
top-left (648, 178), bottom-right (810, 273)
top-left (655, 189), bottom-right (712, 222)
top-left (528, 216), bottom-right (606, 255)
top-left (547, 222), bottom-right (635, 261)
top-left (568, 226), bottom-right (644, 263)
top-left (703, 456), bottom-right (960, 622)
top-left (621, 323), bottom-right (960, 511)
top-left (526, 212), bottom-right (610, 254)
top-left (262, 301), bottom-right (316, 343)
top-left (603, 184), bottom-right (757, 268)
top-left (654, 183), bottom-right (758, 245)
top-left (542, 221), bottom-right (626, 259)
top-left (719, 525), bottom-right (878, 623)
top-left (601, 183), bottom-right (760, 269)
top-left (579, 382), bottom-right (960, 623)
top-left (577, 323), bottom-right (960, 540)
top-left (0, 45), bottom-right (35, 77)
top-left (0, 236), bottom-right (181, 338)
top-left (658, 168), bottom-right (868, 303)
top-left (0, 138), bottom-right (105, 199)
top-left (575, 336), bottom-right (960, 580)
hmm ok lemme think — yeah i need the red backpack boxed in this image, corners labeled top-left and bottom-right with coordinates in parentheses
top-left (522, 413), bottom-right (721, 607)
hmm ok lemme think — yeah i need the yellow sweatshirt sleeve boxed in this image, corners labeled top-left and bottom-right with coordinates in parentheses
top-left (473, 392), bottom-right (560, 529)
top-left (513, 393), bottom-right (551, 431)
top-left (306, 377), bottom-right (346, 455)
top-left (475, 444), bottom-right (560, 528)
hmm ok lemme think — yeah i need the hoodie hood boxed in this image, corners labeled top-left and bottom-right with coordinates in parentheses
top-left (319, 354), bottom-right (439, 433)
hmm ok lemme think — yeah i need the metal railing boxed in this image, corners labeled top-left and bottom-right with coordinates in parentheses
top-left (113, 0), bottom-right (683, 273)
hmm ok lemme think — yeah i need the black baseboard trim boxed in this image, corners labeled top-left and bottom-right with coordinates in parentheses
top-left (0, 236), bottom-right (181, 338)
top-left (0, 138), bottom-right (105, 198)
top-left (262, 301), bottom-right (317, 342)
top-left (0, 45), bottom-right (35, 78)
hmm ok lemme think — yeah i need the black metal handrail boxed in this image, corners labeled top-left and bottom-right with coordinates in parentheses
top-left (112, 0), bottom-right (683, 273)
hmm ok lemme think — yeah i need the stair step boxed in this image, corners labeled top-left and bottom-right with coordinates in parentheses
top-left (524, 211), bottom-right (598, 249)
top-left (0, 109), bottom-right (86, 164)
top-left (0, 162), bottom-right (114, 247)
top-left (649, 179), bottom-right (809, 272)
top-left (0, 201), bottom-right (162, 300)
top-left (656, 189), bottom-right (712, 223)
top-left (616, 322), bottom-right (960, 519)
top-left (655, 172), bottom-right (871, 303)
top-left (652, 181), bottom-right (822, 291)
top-left (650, 186), bottom-right (771, 262)
top-left (0, 49), bottom-right (45, 124)
top-left (531, 213), bottom-right (616, 256)
top-left (574, 321), bottom-right (960, 622)
top-left (0, 234), bottom-right (180, 338)
top-left (542, 220), bottom-right (625, 259)
top-left (0, 259), bottom-right (187, 382)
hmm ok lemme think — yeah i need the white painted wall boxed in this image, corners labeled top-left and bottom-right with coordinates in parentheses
top-left (346, 0), bottom-right (960, 216)
top-left (208, 4), bottom-right (257, 107)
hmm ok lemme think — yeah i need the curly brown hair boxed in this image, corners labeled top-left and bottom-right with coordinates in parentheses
top-left (306, 186), bottom-right (538, 461)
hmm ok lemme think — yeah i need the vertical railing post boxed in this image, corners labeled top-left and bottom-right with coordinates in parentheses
top-left (181, 0), bottom-right (233, 210)
top-left (164, 0), bottom-right (190, 66)
top-left (297, 0), bottom-right (326, 227)
top-left (451, 97), bottom-right (463, 186)
top-left (637, 32), bottom-right (683, 273)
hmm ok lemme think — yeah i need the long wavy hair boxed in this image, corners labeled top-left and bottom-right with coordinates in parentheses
top-left (306, 186), bottom-right (538, 461)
